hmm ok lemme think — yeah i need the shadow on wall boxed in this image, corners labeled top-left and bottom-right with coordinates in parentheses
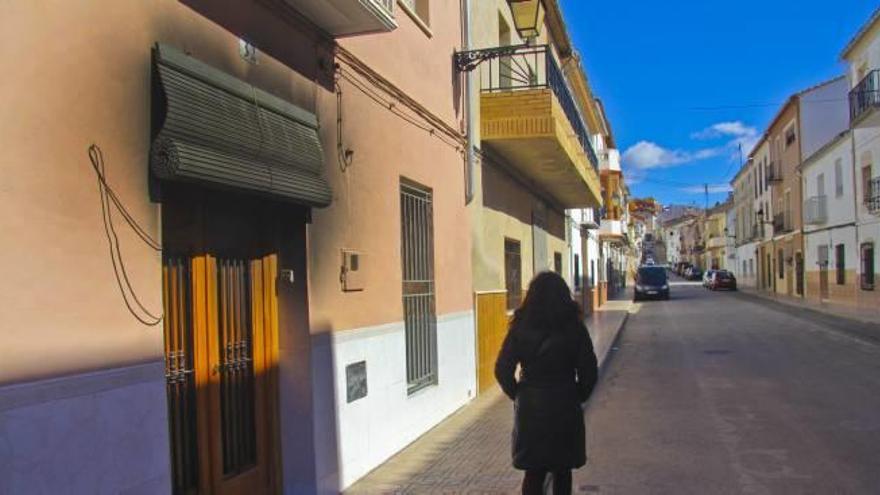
top-left (310, 328), bottom-right (342, 494)
top-left (481, 161), bottom-right (567, 240)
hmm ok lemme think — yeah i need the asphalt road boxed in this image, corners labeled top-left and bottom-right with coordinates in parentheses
top-left (578, 279), bottom-right (880, 494)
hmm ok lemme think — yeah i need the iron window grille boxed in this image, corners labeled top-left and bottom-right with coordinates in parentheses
top-left (861, 243), bottom-right (875, 291)
top-left (866, 176), bottom-right (880, 213)
top-left (505, 238), bottom-right (523, 311)
top-left (400, 182), bottom-right (438, 394)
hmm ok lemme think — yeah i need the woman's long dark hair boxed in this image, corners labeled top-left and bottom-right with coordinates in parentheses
top-left (510, 271), bottom-right (583, 334)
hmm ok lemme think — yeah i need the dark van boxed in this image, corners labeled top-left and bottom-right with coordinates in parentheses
top-left (635, 265), bottom-right (670, 301)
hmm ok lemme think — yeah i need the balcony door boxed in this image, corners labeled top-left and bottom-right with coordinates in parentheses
top-left (162, 185), bottom-right (280, 495)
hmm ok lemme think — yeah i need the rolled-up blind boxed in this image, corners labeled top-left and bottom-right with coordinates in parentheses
top-left (150, 43), bottom-right (332, 207)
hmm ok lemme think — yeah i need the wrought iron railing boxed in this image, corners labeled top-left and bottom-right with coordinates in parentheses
top-left (773, 212), bottom-right (793, 234)
top-left (462, 44), bottom-right (598, 170)
top-left (371, 0), bottom-right (394, 13)
top-left (867, 177), bottom-right (880, 213)
top-left (804, 195), bottom-right (828, 225)
top-left (850, 70), bottom-right (880, 123)
top-left (767, 162), bottom-right (783, 183)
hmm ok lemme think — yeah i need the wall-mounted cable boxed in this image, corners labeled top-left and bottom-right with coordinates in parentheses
top-left (88, 144), bottom-right (163, 326)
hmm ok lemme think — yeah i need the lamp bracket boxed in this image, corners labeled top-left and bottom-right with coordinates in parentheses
top-left (453, 44), bottom-right (530, 72)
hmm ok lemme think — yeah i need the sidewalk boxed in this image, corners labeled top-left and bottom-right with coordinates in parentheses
top-left (345, 293), bottom-right (635, 494)
top-left (737, 286), bottom-right (879, 326)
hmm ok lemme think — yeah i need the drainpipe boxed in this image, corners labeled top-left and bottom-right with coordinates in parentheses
top-left (462, 0), bottom-right (476, 204)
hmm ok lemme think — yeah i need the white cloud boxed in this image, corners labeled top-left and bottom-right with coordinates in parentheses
top-left (692, 121), bottom-right (757, 140)
top-left (622, 141), bottom-right (722, 169)
top-left (680, 183), bottom-right (733, 194)
top-left (692, 120), bottom-right (761, 158)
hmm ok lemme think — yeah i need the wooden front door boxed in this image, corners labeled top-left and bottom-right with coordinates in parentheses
top-left (163, 186), bottom-right (280, 495)
top-left (475, 291), bottom-right (508, 393)
top-left (819, 245), bottom-right (830, 301)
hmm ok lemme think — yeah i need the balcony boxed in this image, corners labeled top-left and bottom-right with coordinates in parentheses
top-left (804, 195), bottom-right (828, 225)
top-left (469, 45), bottom-right (602, 208)
top-left (849, 70), bottom-right (880, 124)
top-left (867, 177), bottom-right (880, 213)
top-left (707, 235), bottom-right (727, 250)
top-left (284, 0), bottom-right (396, 37)
top-left (598, 219), bottom-right (624, 243)
top-left (767, 163), bottom-right (783, 183)
top-left (773, 213), bottom-right (793, 234)
top-left (597, 149), bottom-right (621, 172)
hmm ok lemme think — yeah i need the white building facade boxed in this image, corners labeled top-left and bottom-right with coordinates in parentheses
top-left (801, 132), bottom-right (859, 305)
top-left (842, 9), bottom-right (880, 310)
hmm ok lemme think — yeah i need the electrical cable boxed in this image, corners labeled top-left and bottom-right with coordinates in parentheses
top-left (88, 146), bottom-right (161, 251)
top-left (334, 48), bottom-right (466, 147)
top-left (88, 144), bottom-right (163, 326)
top-left (337, 68), bottom-right (465, 152)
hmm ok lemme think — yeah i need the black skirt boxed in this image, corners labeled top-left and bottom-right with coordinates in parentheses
top-left (512, 382), bottom-right (586, 471)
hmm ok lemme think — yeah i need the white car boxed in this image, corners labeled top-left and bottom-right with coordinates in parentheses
top-left (702, 270), bottom-right (717, 288)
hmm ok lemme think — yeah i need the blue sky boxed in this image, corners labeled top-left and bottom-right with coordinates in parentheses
top-left (560, 0), bottom-right (878, 207)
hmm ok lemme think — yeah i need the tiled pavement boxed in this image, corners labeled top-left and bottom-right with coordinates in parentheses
top-left (345, 296), bottom-right (634, 494)
top-left (344, 386), bottom-right (518, 494)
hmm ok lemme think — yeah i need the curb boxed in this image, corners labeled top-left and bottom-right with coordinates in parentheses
top-left (597, 310), bottom-right (630, 379)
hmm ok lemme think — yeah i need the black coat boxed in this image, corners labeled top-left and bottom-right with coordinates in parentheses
top-left (495, 322), bottom-right (598, 471)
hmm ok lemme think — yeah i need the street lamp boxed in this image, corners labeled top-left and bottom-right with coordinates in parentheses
top-left (507, 0), bottom-right (545, 41)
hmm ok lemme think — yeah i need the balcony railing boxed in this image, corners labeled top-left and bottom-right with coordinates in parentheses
top-left (850, 70), bottom-right (880, 123)
top-left (469, 44), bottom-right (598, 170)
top-left (767, 163), bottom-right (783, 183)
top-left (773, 212), bottom-right (793, 234)
top-left (867, 176), bottom-right (880, 213)
top-left (804, 195), bottom-right (828, 225)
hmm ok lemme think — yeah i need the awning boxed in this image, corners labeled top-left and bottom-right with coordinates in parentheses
top-left (150, 43), bottom-right (332, 207)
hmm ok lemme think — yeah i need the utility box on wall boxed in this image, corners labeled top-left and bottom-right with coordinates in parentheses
top-left (341, 249), bottom-right (365, 291)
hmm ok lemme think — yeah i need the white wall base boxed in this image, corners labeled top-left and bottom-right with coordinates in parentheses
top-left (0, 363), bottom-right (171, 495)
top-left (311, 311), bottom-right (476, 492)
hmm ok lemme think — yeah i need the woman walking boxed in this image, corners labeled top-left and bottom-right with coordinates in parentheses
top-left (495, 272), bottom-right (598, 495)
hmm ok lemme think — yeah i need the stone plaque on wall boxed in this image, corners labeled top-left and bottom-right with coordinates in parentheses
top-left (346, 361), bottom-right (368, 403)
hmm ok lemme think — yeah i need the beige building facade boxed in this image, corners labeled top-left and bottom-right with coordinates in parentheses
top-left (462, 0), bottom-right (605, 393)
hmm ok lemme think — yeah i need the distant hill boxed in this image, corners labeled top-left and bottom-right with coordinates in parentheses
top-left (658, 204), bottom-right (702, 224)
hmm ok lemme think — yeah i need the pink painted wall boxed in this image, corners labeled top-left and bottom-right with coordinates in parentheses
top-left (308, 3), bottom-right (473, 333)
top-left (0, 0), bottom-right (472, 383)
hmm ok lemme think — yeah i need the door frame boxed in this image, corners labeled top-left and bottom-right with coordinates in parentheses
top-left (162, 185), bottom-right (283, 495)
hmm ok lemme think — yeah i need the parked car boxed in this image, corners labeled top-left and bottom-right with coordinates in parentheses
top-left (702, 270), bottom-right (717, 288)
top-left (687, 267), bottom-right (703, 281)
top-left (634, 265), bottom-right (670, 301)
top-left (676, 263), bottom-right (691, 276)
top-left (710, 270), bottom-right (737, 290)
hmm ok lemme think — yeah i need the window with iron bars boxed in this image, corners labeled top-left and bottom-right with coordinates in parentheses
top-left (505, 238), bottom-right (522, 311)
top-left (400, 181), bottom-right (438, 394)
top-left (862, 243), bottom-right (875, 291)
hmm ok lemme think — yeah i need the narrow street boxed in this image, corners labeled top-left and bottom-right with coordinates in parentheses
top-left (582, 280), bottom-right (880, 494)
top-left (350, 281), bottom-right (880, 494)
